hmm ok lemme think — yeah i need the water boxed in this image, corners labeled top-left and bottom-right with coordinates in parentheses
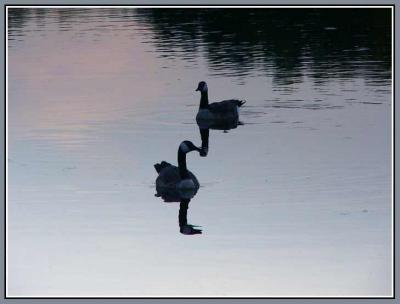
top-left (7, 8), bottom-right (392, 297)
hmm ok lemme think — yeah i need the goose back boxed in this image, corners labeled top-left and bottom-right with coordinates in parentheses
top-left (208, 99), bottom-right (243, 113)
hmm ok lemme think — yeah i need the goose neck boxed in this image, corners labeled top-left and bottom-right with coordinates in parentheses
top-left (199, 91), bottom-right (209, 109)
top-left (178, 150), bottom-right (190, 179)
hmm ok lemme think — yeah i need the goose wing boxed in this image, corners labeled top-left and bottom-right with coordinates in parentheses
top-left (154, 161), bottom-right (172, 173)
top-left (156, 166), bottom-right (180, 183)
top-left (209, 99), bottom-right (244, 113)
top-left (156, 166), bottom-right (199, 188)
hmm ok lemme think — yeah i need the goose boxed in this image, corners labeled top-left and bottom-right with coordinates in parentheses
top-left (195, 81), bottom-right (246, 123)
top-left (154, 141), bottom-right (202, 199)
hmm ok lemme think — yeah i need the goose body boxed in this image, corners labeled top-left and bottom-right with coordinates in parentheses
top-left (155, 161), bottom-right (199, 191)
top-left (195, 81), bottom-right (246, 123)
top-left (154, 141), bottom-right (201, 200)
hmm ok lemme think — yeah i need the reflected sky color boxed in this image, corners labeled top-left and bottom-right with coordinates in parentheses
top-left (8, 8), bottom-right (392, 297)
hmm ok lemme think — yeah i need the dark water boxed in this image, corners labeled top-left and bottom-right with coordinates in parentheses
top-left (136, 9), bottom-right (391, 82)
top-left (7, 8), bottom-right (392, 297)
top-left (9, 8), bottom-right (391, 83)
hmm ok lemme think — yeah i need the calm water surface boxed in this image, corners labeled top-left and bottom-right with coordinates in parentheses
top-left (8, 8), bottom-right (392, 296)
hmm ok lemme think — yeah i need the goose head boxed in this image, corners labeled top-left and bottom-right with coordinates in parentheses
top-left (195, 81), bottom-right (208, 93)
top-left (179, 140), bottom-right (202, 155)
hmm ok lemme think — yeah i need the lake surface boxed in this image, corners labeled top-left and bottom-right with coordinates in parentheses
top-left (7, 7), bottom-right (392, 297)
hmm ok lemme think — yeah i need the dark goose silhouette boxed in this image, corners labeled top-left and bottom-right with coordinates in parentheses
top-left (154, 141), bottom-right (203, 200)
top-left (195, 81), bottom-right (246, 124)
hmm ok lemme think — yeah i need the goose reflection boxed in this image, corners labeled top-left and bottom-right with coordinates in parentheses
top-left (155, 191), bottom-right (202, 235)
top-left (179, 199), bottom-right (202, 235)
top-left (197, 116), bottom-right (242, 132)
top-left (199, 127), bottom-right (209, 157)
top-left (197, 114), bottom-right (242, 158)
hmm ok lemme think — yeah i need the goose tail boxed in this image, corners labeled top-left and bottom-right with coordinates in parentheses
top-left (237, 100), bottom-right (246, 107)
top-left (154, 161), bottom-right (171, 173)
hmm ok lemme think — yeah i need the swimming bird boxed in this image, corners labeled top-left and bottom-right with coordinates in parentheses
top-left (154, 141), bottom-right (202, 200)
top-left (195, 81), bottom-right (246, 123)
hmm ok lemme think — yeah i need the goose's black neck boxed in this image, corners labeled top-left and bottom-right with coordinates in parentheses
top-left (178, 149), bottom-right (190, 179)
top-left (199, 91), bottom-right (209, 109)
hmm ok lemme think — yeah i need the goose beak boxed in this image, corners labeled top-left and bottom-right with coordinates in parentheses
top-left (195, 88), bottom-right (200, 91)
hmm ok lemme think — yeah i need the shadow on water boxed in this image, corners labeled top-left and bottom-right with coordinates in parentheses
top-left (8, 8), bottom-right (391, 85)
top-left (155, 192), bottom-right (202, 235)
top-left (198, 118), bottom-right (242, 133)
top-left (155, 184), bottom-right (202, 235)
top-left (179, 199), bottom-right (202, 235)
